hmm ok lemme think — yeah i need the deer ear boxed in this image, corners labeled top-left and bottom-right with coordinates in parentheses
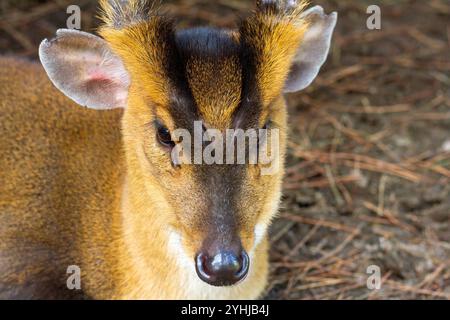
top-left (39, 29), bottom-right (130, 109)
top-left (284, 6), bottom-right (337, 93)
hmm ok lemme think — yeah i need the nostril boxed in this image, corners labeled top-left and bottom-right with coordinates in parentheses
top-left (195, 250), bottom-right (250, 287)
top-left (196, 252), bottom-right (211, 279)
top-left (238, 250), bottom-right (250, 277)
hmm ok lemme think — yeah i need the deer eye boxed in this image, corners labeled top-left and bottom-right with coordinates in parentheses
top-left (156, 122), bottom-right (175, 148)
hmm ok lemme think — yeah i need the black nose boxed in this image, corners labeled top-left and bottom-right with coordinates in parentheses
top-left (195, 250), bottom-right (249, 286)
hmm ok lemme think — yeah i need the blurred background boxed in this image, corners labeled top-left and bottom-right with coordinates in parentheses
top-left (0, 0), bottom-right (449, 299)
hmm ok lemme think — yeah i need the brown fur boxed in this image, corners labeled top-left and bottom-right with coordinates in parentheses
top-left (0, 0), bottom-right (312, 299)
top-left (0, 58), bottom-right (123, 298)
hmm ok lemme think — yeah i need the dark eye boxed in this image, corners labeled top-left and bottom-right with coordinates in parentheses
top-left (156, 123), bottom-right (175, 148)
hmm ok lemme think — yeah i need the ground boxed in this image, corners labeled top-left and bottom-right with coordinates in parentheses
top-left (1, 0), bottom-right (449, 299)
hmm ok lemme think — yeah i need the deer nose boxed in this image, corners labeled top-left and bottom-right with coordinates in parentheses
top-left (195, 249), bottom-right (249, 286)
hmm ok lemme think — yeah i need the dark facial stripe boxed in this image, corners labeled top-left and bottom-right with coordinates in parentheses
top-left (155, 25), bottom-right (200, 130)
top-left (232, 28), bottom-right (263, 130)
top-left (195, 164), bottom-right (245, 249)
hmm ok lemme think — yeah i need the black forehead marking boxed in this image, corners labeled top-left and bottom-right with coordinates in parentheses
top-left (158, 26), bottom-right (263, 131)
top-left (233, 32), bottom-right (263, 130)
top-left (175, 27), bottom-right (243, 129)
top-left (175, 27), bottom-right (240, 59)
top-left (161, 27), bottom-right (242, 130)
top-left (155, 25), bottom-right (199, 130)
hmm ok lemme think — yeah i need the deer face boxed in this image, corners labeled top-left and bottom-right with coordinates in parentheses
top-left (39, 0), bottom-right (337, 287)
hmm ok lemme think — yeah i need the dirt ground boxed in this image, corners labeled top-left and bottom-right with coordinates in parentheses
top-left (1, 0), bottom-right (449, 299)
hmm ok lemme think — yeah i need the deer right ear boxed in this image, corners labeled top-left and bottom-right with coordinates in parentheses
top-left (39, 29), bottom-right (130, 109)
top-left (284, 6), bottom-right (337, 93)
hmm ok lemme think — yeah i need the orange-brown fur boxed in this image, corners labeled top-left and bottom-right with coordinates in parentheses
top-left (0, 58), bottom-right (123, 298)
top-left (0, 0), bottom-right (312, 299)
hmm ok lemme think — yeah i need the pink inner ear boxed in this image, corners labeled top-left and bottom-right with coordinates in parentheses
top-left (85, 68), bottom-right (128, 107)
top-left (87, 69), bottom-right (120, 91)
top-left (89, 69), bottom-right (112, 82)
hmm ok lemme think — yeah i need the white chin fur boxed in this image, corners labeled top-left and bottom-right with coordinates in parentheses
top-left (166, 228), bottom-right (265, 299)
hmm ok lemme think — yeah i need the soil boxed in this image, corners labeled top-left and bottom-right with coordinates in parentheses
top-left (1, 0), bottom-right (449, 299)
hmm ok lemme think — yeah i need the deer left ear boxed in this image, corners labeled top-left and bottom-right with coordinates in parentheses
top-left (39, 29), bottom-right (130, 110)
top-left (284, 6), bottom-right (337, 93)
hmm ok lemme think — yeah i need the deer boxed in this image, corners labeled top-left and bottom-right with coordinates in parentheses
top-left (0, 0), bottom-right (337, 299)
